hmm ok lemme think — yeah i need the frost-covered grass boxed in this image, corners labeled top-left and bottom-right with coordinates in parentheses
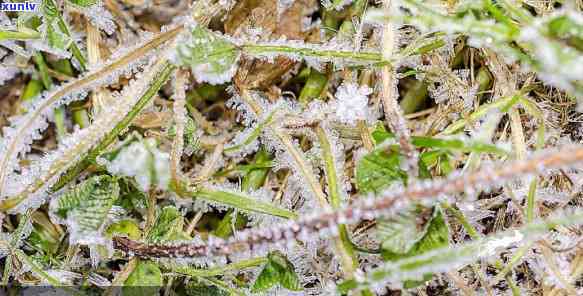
top-left (0, 0), bottom-right (582, 295)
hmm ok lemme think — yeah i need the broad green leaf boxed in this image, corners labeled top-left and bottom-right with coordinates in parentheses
top-left (106, 219), bottom-right (142, 240)
top-left (355, 146), bottom-right (407, 194)
top-left (123, 260), bottom-right (163, 296)
top-left (381, 207), bottom-right (450, 288)
top-left (174, 25), bottom-right (240, 85)
top-left (50, 175), bottom-right (119, 245)
top-left (252, 251), bottom-right (302, 292)
top-left (377, 206), bottom-right (424, 256)
top-left (146, 206), bottom-right (190, 243)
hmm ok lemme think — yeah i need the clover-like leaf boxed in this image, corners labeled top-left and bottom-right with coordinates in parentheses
top-left (50, 175), bottom-right (119, 246)
top-left (252, 251), bottom-right (302, 292)
top-left (146, 206), bottom-right (191, 243)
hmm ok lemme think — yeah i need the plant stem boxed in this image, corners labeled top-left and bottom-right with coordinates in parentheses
top-left (113, 145), bottom-right (583, 258)
top-left (316, 125), bottom-right (358, 275)
top-left (0, 29), bottom-right (40, 41)
top-left (52, 61), bottom-right (177, 192)
top-left (171, 257), bottom-right (267, 277)
top-left (0, 26), bottom-right (183, 199)
top-left (241, 44), bottom-right (389, 66)
top-left (192, 187), bottom-right (297, 219)
top-left (381, 0), bottom-right (418, 177)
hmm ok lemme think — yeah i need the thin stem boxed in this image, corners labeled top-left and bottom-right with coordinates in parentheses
top-left (381, 0), bottom-right (418, 177)
top-left (241, 44), bottom-right (389, 66)
top-left (316, 125), bottom-right (358, 275)
top-left (113, 145), bottom-right (583, 258)
top-left (0, 60), bottom-right (177, 211)
top-left (0, 26), bottom-right (183, 199)
top-left (170, 70), bottom-right (188, 184)
top-left (442, 202), bottom-right (480, 240)
top-left (239, 89), bottom-right (328, 207)
top-left (0, 29), bottom-right (40, 41)
top-left (171, 257), bottom-right (267, 277)
top-left (192, 187), bottom-right (297, 219)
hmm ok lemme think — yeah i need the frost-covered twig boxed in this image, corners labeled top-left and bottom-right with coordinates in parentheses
top-left (0, 26), bottom-right (183, 200)
top-left (380, 0), bottom-right (418, 177)
top-left (171, 70), bottom-right (189, 184)
top-left (315, 125), bottom-right (358, 276)
top-left (338, 209), bottom-right (583, 293)
top-left (0, 58), bottom-right (176, 213)
top-left (113, 145), bottom-right (583, 258)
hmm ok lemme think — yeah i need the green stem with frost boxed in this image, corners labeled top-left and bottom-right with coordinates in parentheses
top-left (316, 125), bottom-right (359, 276)
top-left (52, 61), bottom-right (177, 192)
top-left (0, 29), bottom-right (40, 41)
top-left (338, 210), bottom-right (583, 293)
top-left (192, 187), bottom-right (297, 219)
top-left (0, 61), bottom-right (176, 211)
top-left (241, 44), bottom-right (390, 67)
top-left (0, 26), bottom-right (183, 200)
top-left (171, 257), bottom-right (268, 277)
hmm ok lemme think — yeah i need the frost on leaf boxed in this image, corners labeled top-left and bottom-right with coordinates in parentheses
top-left (123, 260), bottom-right (163, 296)
top-left (146, 206), bottom-right (191, 243)
top-left (98, 135), bottom-right (171, 192)
top-left (49, 175), bottom-right (119, 246)
top-left (252, 251), bottom-right (303, 293)
top-left (174, 25), bottom-right (240, 85)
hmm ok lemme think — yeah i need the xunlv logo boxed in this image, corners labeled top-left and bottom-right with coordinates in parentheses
top-left (0, 1), bottom-right (38, 11)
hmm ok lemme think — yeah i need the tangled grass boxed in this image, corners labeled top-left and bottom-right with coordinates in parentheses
top-left (0, 0), bottom-right (582, 295)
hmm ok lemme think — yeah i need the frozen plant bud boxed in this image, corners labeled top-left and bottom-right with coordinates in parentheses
top-left (333, 82), bottom-right (372, 125)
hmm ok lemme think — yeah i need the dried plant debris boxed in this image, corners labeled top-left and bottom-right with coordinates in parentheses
top-left (0, 0), bottom-right (582, 294)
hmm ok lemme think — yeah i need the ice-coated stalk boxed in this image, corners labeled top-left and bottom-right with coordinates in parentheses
top-left (113, 145), bottom-right (583, 258)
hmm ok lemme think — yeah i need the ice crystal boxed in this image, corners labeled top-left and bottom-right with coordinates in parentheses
top-left (332, 82), bottom-right (373, 125)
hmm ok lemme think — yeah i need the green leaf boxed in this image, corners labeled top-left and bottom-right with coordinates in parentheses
top-left (42, 0), bottom-right (60, 19)
top-left (174, 25), bottom-right (240, 84)
top-left (377, 206), bottom-right (425, 257)
top-left (252, 251), bottom-right (302, 292)
top-left (355, 146), bottom-right (408, 194)
top-left (106, 219), bottom-right (142, 240)
top-left (123, 260), bottom-right (163, 296)
top-left (547, 15), bottom-right (583, 51)
top-left (381, 207), bottom-right (450, 288)
top-left (66, 0), bottom-right (98, 7)
top-left (46, 21), bottom-right (71, 51)
top-left (20, 79), bottom-right (44, 102)
top-left (371, 123), bottom-right (509, 155)
top-left (298, 68), bottom-right (328, 104)
top-left (146, 206), bottom-right (191, 243)
top-left (186, 280), bottom-right (229, 296)
top-left (50, 175), bottom-right (119, 245)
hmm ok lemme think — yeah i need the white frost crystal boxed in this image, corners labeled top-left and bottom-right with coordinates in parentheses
top-left (333, 82), bottom-right (372, 125)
